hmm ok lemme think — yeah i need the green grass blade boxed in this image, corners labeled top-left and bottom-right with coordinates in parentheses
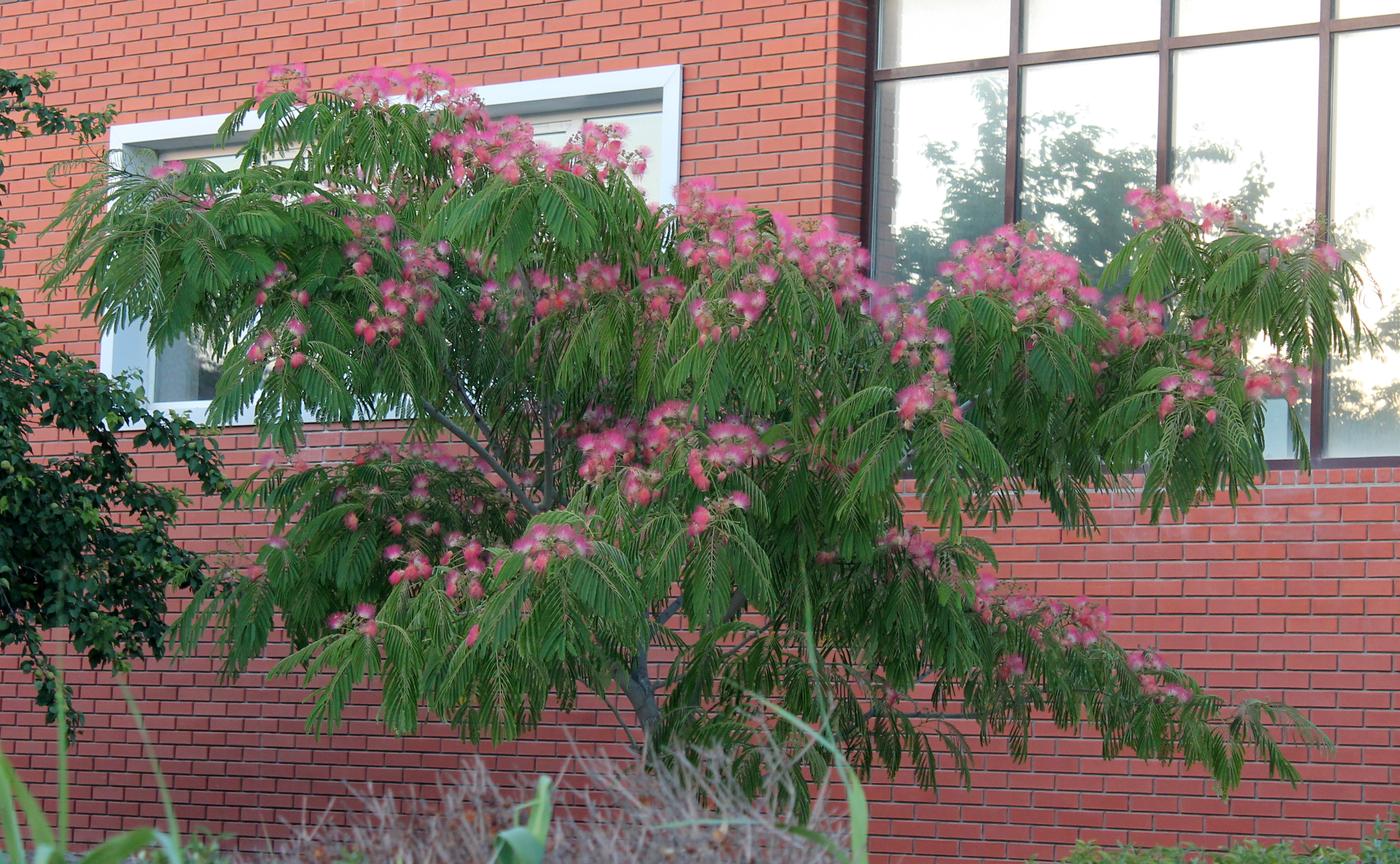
top-left (3, 746), bottom-right (56, 853)
top-left (524, 776), bottom-right (553, 847)
top-left (56, 669), bottom-right (68, 856)
top-left (77, 826), bottom-right (157, 864)
top-left (118, 678), bottom-right (182, 853)
top-left (0, 752), bottom-right (26, 864)
top-left (493, 826), bottom-right (545, 864)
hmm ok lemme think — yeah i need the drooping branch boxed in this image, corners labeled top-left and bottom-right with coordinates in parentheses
top-left (419, 400), bottom-right (541, 515)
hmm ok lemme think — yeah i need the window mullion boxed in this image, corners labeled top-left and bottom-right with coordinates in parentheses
top-left (1156, 0), bottom-right (1173, 188)
top-left (1005, 0), bottom-right (1024, 224)
top-left (1312, 0), bottom-right (1334, 457)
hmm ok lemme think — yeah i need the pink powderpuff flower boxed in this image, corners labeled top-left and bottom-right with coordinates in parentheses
top-left (383, 544), bottom-right (404, 560)
top-left (687, 506), bottom-right (712, 537)
top-left (997, 654), bottom-right (1026, 681)
top-left (1158, 393), bottom-right (1176, 421)
top-left (326, 612), bottom-right (348, 630)
top-left (356, 602), bottom-right (376, 619)
top-left (289, 351), bottom-right (307, 369)
top-left (687, 449), bottom-right (711, 491)
top-left (975, 569), bottom-right (998, 595)
top-left (1205, 408), bottom-right (1218, 425)
top-left (895, 381), bottom-right (936, 427)
top-left (1313, 243), bottom-right (1342, 271)
top-left (729, 491), bottom-right (751, 510)
top-left (343, 512), bottom-right (359, 532)
top-left (265, 536), bottom-right (288, 551)
top-left (1161, 684), bottom-right (1191, 703)
top-left (149, 160), bottom-right (186, 179)
top-left (1003, 593), bottom-right (1037, 619)
top-left (465, 624), bottom-right (481, 648)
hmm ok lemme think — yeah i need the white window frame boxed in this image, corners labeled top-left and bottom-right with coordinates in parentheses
top-left (99, 65), bottom-right (684, 426)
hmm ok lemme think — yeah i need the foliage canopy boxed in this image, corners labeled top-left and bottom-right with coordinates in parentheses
top-left (0, 69), bottom-right (226, 723)
top-left (48, 64), bottom-right (1366, 791)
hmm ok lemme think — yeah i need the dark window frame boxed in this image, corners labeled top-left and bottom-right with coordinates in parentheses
top-left (862, 0), bottom-right (1400, 468)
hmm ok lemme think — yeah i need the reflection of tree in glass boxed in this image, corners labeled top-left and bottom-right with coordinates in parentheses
top-left (889, 79), bottom-right (1273, 287)
top-left (887, 78), bottom-right (1396, 450)
top-left (1326, 301), bottom-right (1400, 442)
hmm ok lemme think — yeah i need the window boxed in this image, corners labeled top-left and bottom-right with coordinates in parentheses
top-left (103, 65), bottom-right (683, 424)
top-left (868, 1), bottom-right (1400, 462)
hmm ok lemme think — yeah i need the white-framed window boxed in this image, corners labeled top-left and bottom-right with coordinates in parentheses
top-left (100, 65), bottom-right (683, 425)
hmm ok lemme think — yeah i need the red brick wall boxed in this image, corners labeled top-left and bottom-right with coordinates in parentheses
top-left (2, 2), bottom-right (1398, 862)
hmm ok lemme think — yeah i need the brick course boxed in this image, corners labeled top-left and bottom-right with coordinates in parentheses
top-left (2, 2), bottom-right (1398, 862)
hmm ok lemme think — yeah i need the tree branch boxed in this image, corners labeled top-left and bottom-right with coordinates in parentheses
top-left (620, 643), bottom-right (661, 740)
top-left (654, 596), bottom-right (684, 625)
top-left (450, 377), bottom-right (516, 471)
top-left (723, 588), bottom-right (747, 623)
top-left (419, 401), bottom-right (541, 515)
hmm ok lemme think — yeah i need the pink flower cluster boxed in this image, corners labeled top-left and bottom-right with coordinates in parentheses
top-left (327, 603), bottom-right (378, 637)
top-left (349, 440), bottom-right (462, 470)
top-left (895, 375), bottom-right (961, 428)
top-left (565, 120), bottom-right (649, 184)
top-left (1245, 356), bottom-right (1312, 405)
top-left (882, 290), bottom-right (952, 371)
top-left (332, 67), bottom-right (405, 109)
top-left (512, 523), bottom-right (592, 573)
top-left (639, 270), bottom-right (685, 322)
top-left (577, 419), bottom-right (640, 482)
top-left (1127, 185), bottom-right (1243, 240)
top-left (245, 313), bottom-right (309, 371)
top-left (772, 212), bottom-right (870, 300)
top-left (1268, 232), bottom-right (1345, 273)
top-left (686, 492), bottom-right (749, 539)
top-left (353, 238), bottom-right (452, 346)
top-left (1127, 649), bottom-right (1190, 702)
top-left (1157, 331), bottom-right (1230, 424)
top-left (533, 258), bottom-right (623, 318)
top-left (148, 160), bottom-right (186, 180)
top-left (429, 103), bottom-right (541, 186)
top-left (569, 403), bottom-right (772, 513)
top-left (687, 420), bottom-right (773, 492)
top-left (1126, 185), bottom-right (1196, 231)
top-left (938, 226), bottom-right (1099, 332)
top-left (255, 62), bottom-right (311, 103)
top-left (1103, 296), bottom-right (1167, 354)
top-left (441, 532), bottom-right (488, 599)
top-left (674, 179), bottom-right (765, 275)
top-left (877, 528), bottom-right (939, 571)
top-left (976, 571), bottom-right (1114, 651)
top-left (426, 91), bottom-right (644, 188)
top-left (255, 261), bottom-right (305, 308)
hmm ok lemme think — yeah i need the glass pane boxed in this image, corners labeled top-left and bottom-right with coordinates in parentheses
top-left (1326, 28), bottom-right (1400, 457)
top-left (870, 72), bottom-right (1008, 289)
top-left (1175, 0), bottom-right (1317, 35)
top-left (1336, 0), bottom-right (1400, 17)
top-left (152, 338), bottom-right (220, 403)
top-left (587, 109), bottom-right (666, 203)
top-left (160, 146), bottom-right (242, 170)
top-left (1025, 0), bottom-right (1159, 52)
top-left (1019, 55), bottom-right (1158, 277)
top-left (1173, 38), bottom-right (1319, 456)
top-left (879, 0), bottom-right (1011, 67)
top-left (1172, 39), bottom-right (1319, 232)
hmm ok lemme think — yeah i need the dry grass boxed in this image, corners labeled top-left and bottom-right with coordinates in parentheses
top-left (259, 742), bottom-right (850, 864)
